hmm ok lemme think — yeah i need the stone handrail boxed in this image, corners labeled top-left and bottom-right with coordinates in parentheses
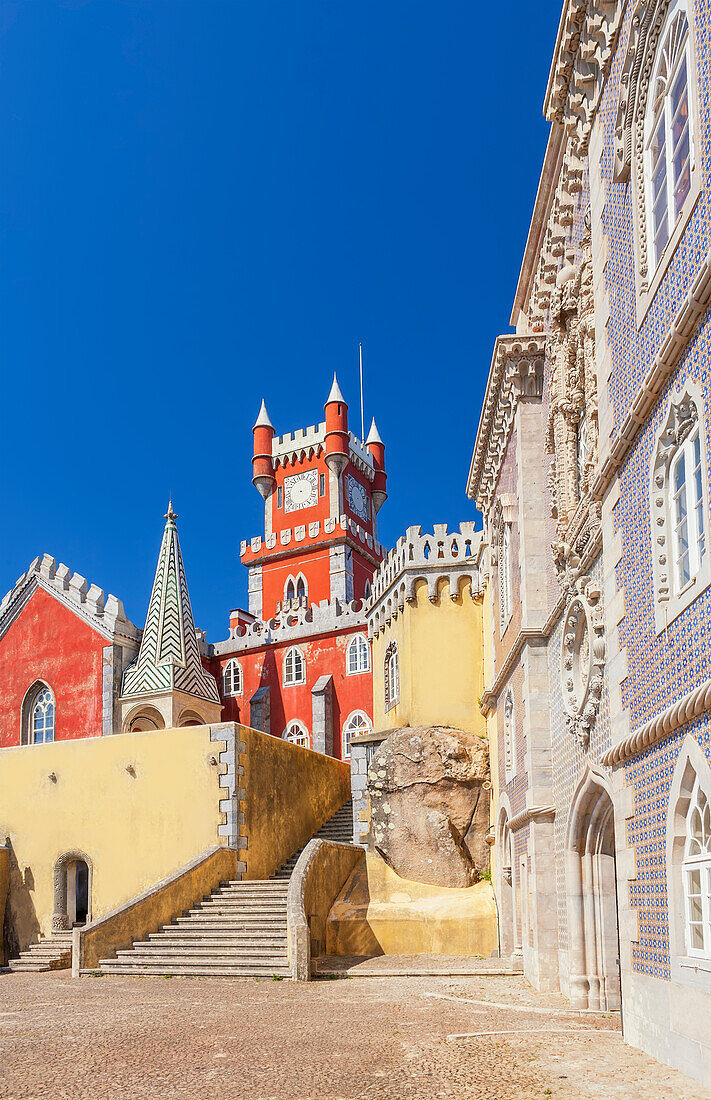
top-left (72, 846), bottom-right (238, 975)
top-left (287, 839), bottom-right (364, 981)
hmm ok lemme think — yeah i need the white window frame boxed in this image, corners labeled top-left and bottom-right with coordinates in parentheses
top-left (283, 645), bottom-right (306, 686)
top-left (21, 681), bottom-right (55, 746)
top-left (342, 710), bottom-right (372, 759)
top-left (346, 633), bottom-right (370, 676)
top-left (222, 658), bottom-right (243, 697)
top-left (668, 736), bottom-right (711, 991)
top-left (683, 773), bottom-right (711, 959)
top-left (384, 641), bottom-right (399, 711)
top-left (282, 720), bottom-right (310, 749)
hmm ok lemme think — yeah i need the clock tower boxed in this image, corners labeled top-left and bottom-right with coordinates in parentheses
top-left (242, 376), bottom-right (387, 620)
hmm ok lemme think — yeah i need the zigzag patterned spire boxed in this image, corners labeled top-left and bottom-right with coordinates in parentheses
top-left (121, 504), bottom-right (220, 704)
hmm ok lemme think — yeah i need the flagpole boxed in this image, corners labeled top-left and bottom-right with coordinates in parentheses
top-left (359, 342), bottom-right (365, 441)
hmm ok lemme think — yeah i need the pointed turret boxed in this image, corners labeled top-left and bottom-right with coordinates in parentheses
top-left (324, 373), bottom-right (349, 479)
top-left (119, 504), bottom-right (222, 731)
top-left (366, 418), bottom-right (387, 513)
top-left (252, 400), bottom-right (276, 501)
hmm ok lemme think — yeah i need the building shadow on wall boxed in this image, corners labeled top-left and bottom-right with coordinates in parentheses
top-left (3, 840), bottom-right (41, 962)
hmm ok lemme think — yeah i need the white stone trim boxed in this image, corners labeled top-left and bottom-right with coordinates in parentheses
top-left (602, 677), bottom-right (711, 766)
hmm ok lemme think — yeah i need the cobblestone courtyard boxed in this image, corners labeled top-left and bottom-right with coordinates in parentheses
top-left (0, 971), bottom-right (707, 1099)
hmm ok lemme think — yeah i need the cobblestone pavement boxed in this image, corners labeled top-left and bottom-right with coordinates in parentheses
top-left (0, 971), bottom-right (708, 1099)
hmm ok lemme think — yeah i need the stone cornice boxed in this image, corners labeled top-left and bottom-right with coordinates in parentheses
top-left (210, 598), bottom-right (368, 656)
top-left (467, 335), bottom-right (547, 512)
top-left (601, 678), bottom-right (711, 766)
top-left (509, 804), bottom-right (556, 832)
top-left (511, 125), bottom-right (565, 327)
top-left (593, 248), bottom-right (711, 502)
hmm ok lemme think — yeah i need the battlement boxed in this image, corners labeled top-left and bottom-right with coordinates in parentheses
top-left (270, 422), bottom-right (375, 476)
top-left (367, 523), bottom-right (483, 638)
top-left (0, 553), bottom-right (140, 644)
top-left (210, 596), bottom-right (368, 655)
top-left (241, 515), bottom-right (384, 561)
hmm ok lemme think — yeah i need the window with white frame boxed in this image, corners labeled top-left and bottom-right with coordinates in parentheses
top-left (683, 772), bottom-right (711, 958)
top-left (222, 658), bottom-right (243, 697)
top-left (283, 645), bottom-right (306, 686)
top-left (651, 390), bottom-right (710, 631)
top-left (285, 577), bottom-right (295, 602)
top-left (22, 682), bottom-right (55, 745)
top-left (282, 720), bottom-right (309, 749)
top-left (346, 633), bottom-right (370, 675)
top-left (498, 521), bottom-right (512, 628)
top-left (384, 641), bottom-right (399, 710)
top-left (342, 710), bottom-right (372, 758)
top-left (645, 0), bottom-right (692, 271)
top-left (503, 690), bottom-right (515, 781)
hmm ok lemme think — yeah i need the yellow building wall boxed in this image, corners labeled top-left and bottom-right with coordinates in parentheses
top-left (372, 577), bottom-right (485, 737)
top-left (0, 725), bottom-right (227, 949)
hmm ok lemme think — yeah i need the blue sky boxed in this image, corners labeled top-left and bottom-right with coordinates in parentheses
top-left (0, 1), bottom-right (555, 640)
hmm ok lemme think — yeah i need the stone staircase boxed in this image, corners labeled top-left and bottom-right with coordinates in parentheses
top-left (6, 930), bottom-right (73, 973)
top-left (92, 800), bottom-right (353, 978)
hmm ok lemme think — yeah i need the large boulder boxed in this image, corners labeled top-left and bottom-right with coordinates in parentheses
top-left (367, 725), bottom-right (490, 888)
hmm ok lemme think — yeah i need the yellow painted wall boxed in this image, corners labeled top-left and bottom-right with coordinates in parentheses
top-left (372, 577), bottom-right (486, 737)
top-left (0, 725), bottom-right (227, 949)
top-left (0, 846), bottom-right (9, 965)
top-left (240, 726), bottom-right (351, 880)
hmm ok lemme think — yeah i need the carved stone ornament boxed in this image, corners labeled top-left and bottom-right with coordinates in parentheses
top-left (561, 579), bottom-right (605, 749)
top-left (651, 394), bottom-right (698, 606)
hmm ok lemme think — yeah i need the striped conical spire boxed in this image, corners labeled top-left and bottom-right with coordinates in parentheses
top-left (121, 504), bottom-right (220, 704)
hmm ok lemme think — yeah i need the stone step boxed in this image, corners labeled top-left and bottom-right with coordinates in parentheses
top-left (145, 935), bottom-right (287, 949)
top-left (212, 887), bottom-right (289, 897)
top-left (97, 962), bottom-right (292, 978)
top-left (198, 899), bottom-right (287, 909)
top-left (171, 919), bottom-right (287, 930)
top-left (115, 946), bottom-right (288, 961)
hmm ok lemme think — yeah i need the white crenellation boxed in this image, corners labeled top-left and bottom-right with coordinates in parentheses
top-left (210, 596), bottom-right (368, 655)
top-left (241, 516), bottom-right (383, 559)
top-left (0, 553), bottom-right (140, 644)
top-left (270, 422), bottom-right (374, 478)
top-left (366, 523), bottom-right (483, 639)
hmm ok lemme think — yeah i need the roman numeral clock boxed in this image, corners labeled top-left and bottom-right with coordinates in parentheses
top-left (283, 470), bottom-right (318, 512)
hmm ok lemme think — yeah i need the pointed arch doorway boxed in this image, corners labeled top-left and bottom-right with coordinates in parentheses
top-left (566, 768), bottom-right (620, 1011)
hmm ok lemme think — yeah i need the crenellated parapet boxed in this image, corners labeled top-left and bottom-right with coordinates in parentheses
top-left (210, 596), bottom-right (368, 655)
top-left (0, 553), bottom-right (140, 645)
top-left (241, 515), bottom-right (384, 563)
top-left (366, 524), bottom-right (483, 639)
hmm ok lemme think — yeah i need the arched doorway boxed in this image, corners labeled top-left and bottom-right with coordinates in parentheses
top-left (566, 769), bottom-right (620, 1011)
top-left (497, 810), bottom-right (518, 958)
top-left (52, 852), bottom-right (92, 931)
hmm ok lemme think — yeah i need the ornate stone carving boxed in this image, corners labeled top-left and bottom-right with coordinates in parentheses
top-left (561, 579), bottom-right (605, 749)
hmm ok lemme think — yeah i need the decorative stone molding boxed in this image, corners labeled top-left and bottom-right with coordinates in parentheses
top-left (593, 247), bottom-right (711, 501)
top-left (241, 514), bottom-right (384, 564)
top-left (602, 677), bottom-right (711, 766)
top-left (561, 578), bottom-right (605, 750)
top-left (0, 553), bottom-right (139, 647)
top-left (544, 0), bottom-right (624, 159)
top-left (366, 523), bottom-right (482, 639)
top-left (508, 805), bottom-right (556, 832)
top-left (211, 596), bottom-right (368, 655)
top-left (467, 336), bottom-right (546, 512)
top-left (271, 423), bottom-right (374, 479)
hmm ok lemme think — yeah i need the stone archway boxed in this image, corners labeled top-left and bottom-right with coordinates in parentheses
top-left (52, 851), bottom-right (92, 931)
top-left (497, 807), bottom-right (519, 959)
top-left (566, 768), bottom-right (620, 1011)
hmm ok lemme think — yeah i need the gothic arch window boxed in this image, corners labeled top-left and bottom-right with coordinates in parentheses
top-left (615, 0), bottom-right (700, 314)
top-left (283, 573), bottom-right (307, 608)
top-left (283, 645), bottom-right (306, 686)
top-left (503, 690), bottom-right (515, 782)
top-left (346, 633), bottom-right (370, 675)
top-left (21, 682), bottom-right (55, 745)
top-left (284, 577), bottom-right (296, 602)
top-left (282, 720), bottom-right (309, 749)
top-left (384, 641), bottom-right (399, 711)
top-left (651, 387), bottom-right (710, 631)
top-left (223, 659), bottom-right (243, 697)
top-left (296, 575), bottom-right (307, 601)
top-left (342, 710), bottom-right (372, 758)
top-left (668, 737), bottom-right (711, 989)
top-left (498, 520), bottom-right (512, 630)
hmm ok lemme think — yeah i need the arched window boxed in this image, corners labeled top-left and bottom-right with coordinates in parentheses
top-left (296, 575), bottom-right (307, 601)
top-left (223, 658), bottom-right (243, 697)
top-left (342, 710), bottom-right (372, 758)
top-left (22, 682), bottom-right (55, 745)
top-left (346, 633), bottom-right (370, 675)
top-left (645, 0), bottom-right (692, 270)
top-left (499, 521), bottom-right (512, 629)
top-left (503, 690), bottom-right (515, 781)
top-left (384, 641), bottom-right (399, 711)
top-left (283, 645), bottom-right (306, 686)
top-left (682, 772), bottom-right (711, 958)
top-left (282, 720), bottom-right (309, 749)
top-left (284, 577), bottom-right (296, 602)
top-left (651, 389), bottom-right (710, 631)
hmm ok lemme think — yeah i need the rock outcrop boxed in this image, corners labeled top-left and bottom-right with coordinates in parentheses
top-left (367, 725), bottom-right (490, 888)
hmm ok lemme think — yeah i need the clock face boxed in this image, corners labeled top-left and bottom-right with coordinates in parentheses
top-left (347, 474), bottom-right (369, 522)
top-left (284, 470), bottom-right (318, 512)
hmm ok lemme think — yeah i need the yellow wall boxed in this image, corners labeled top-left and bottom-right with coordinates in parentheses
top-left (372, 577), bottom-right (486, 737)
top-left (0, 725), bottom-right (227, 949)
top-left (240, 726), bottom-right (351, 880)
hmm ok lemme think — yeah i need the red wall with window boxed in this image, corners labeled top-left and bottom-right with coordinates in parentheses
top-left (0, 588), bottom-right (106, 747)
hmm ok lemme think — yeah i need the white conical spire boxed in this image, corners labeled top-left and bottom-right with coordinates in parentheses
top-left (366, 417), bottom-right (384, 446)
top-left (253, 399), bottom-right (274, 430)
top-left (326, 373), bottom-right (346, 404)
